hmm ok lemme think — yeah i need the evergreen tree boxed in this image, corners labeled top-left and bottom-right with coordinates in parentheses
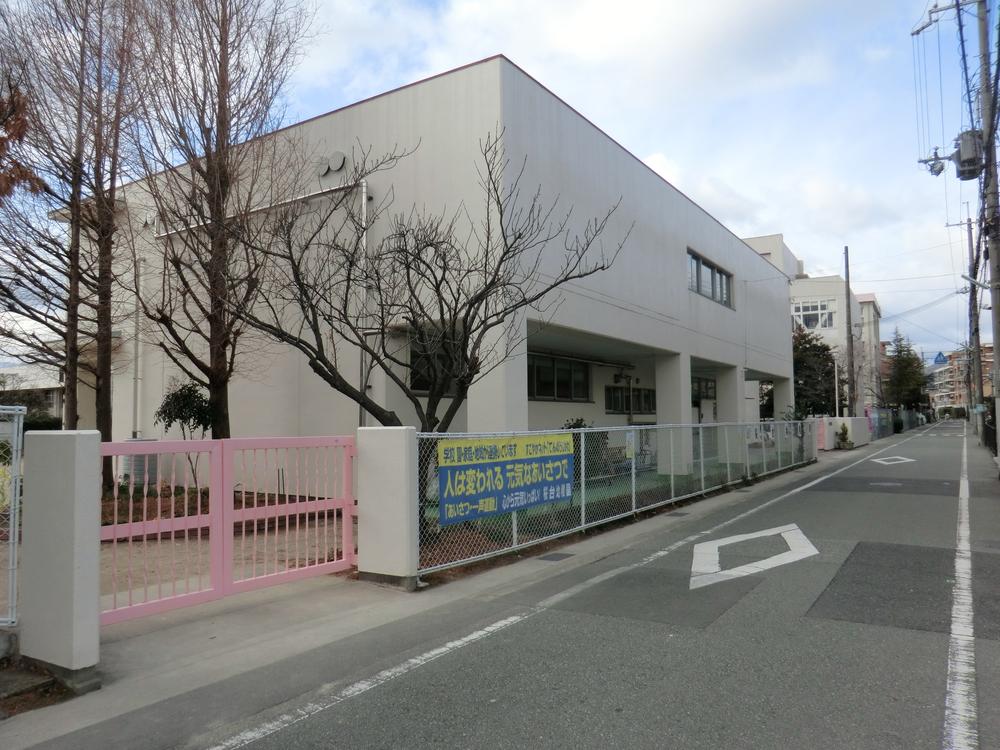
top-left (884, 328), bottom-right (925, 409)
top-left (791, 326), bottom-right (841, 417)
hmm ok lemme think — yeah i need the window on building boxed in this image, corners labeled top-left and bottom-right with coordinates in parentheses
top-left (792, 299), bottom-right (835, 330)
top-left (691, 376), bottom-right (717, 406)
top-left (528, 354), bottom-right (590, 401)
top-left (687, 250), bottom-right (733, 307)
top-left (605, 386), bottom-right (656, 414)
top-left (410, 345), bottom-right (457, 395)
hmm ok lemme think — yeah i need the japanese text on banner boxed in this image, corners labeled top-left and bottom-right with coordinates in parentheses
top-left (436, 433), bottom-right (575, 526)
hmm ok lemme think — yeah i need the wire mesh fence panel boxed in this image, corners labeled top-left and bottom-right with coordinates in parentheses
top-left (416, 421), bottom-right (817, 573)
top-left (0, 406), bottom-right (26, 625)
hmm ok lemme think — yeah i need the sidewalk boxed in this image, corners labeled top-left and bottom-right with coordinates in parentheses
top-left (0, 446), bottom-right (865, 749)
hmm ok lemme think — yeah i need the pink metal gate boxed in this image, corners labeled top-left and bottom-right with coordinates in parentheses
top-left (99, 436), bottom-right (355, 625)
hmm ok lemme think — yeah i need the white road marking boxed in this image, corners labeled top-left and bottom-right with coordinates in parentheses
top-left (871, 456), bottom-right (916, 465)
top-left (541, 422), bottom-right (937, 608)
top-left (942, 424), bottom-right (979, 750)
top-left (689, 523), bottom-right (818, 589)
top-left (208, 612), bottom-right (537, 750)
top-left (214, 423), bottom-right (939, 748)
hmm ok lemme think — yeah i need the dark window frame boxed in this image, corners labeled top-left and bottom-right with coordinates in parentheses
top-left (528, 354), bottom-right (591, 402)
top-left (687, 249), bottom-right (734, 308)
top-left (605, 385), bottom-right (656, 415)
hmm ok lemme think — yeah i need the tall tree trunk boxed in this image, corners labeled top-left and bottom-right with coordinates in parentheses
top-left (96, 227), bottom-right (114, 485)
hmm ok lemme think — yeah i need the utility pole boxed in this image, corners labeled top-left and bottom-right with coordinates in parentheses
top-left (844, 246), bottom-right (856, 418)
top-left (966, 218), bottom-right (986, 434)
top-left (979, 0), bottom-right (1000, 439)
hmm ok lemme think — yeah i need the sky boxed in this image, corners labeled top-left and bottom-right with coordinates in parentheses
top-left (282, 0), bottom-right (994, 361)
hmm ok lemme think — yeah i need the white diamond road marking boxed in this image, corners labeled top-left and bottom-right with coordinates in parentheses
top-left (871, 456), bottom-right (916, 466)
top-left (689, 523), bottom-right (819, 590)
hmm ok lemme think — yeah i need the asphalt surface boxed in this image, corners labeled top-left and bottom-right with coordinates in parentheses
top-left (19, 421), bottom-right (1000, 749)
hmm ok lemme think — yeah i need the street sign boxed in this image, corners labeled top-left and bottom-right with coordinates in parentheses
top-left (934, 352), bottom-right (947, 365)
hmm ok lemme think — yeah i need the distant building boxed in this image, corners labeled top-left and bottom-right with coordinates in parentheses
top-left (0, 362), bottom-right (63, 419)
top-left (925, 344), bottom-right (995, 414)
top-left (745, 233), bottom-right (880, 416)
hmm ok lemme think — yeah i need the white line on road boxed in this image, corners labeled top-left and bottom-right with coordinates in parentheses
top-left (213, 423), bottom-right (939, 749)
top-left (540, 422), bottom-right (937, 608)
top-left (942, 424), bottom-right (979, 750)
top-left (689, 523), bottom-right (818, 590)
top-left (208, 612), bottom-right (538, 750)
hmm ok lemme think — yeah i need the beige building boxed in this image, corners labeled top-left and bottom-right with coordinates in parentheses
top-left (927, 344), bottom-right (995, 414)
top-left (80, 56), bottom-right (797, 441)
top-left (745, 233), bottom-right (881, 416)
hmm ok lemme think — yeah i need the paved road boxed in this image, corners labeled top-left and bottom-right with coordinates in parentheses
top-left (25, 421), bottom-right (1000, 749)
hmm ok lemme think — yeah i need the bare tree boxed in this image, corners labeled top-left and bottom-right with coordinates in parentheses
top-left (0, 0), bottom-right (138, 444)
top-left (237, 131), bottom-right (629, 432)
top-left (129, 0), bottom-right (310, 438)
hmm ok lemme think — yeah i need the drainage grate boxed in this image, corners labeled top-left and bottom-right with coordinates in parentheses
top-left (537, 552), bottom-right (575, 562)
top-left (667, 511), bottom-right (689, 516)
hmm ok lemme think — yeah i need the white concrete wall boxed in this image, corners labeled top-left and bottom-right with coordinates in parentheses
top-left (109, 56), bottom-right (794, 439)
top-left (19, 431), bottom-right (101, 676)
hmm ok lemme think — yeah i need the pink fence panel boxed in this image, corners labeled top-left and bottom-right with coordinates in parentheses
top-left (224, 436), bottom-right (356, 595)
top-left (100, 436), bottom-right (356, 625)
top-left (100, 440), bottom-right (224, 625)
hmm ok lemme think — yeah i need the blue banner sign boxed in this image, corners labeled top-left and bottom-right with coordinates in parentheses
top-left (437, 433), bottom-right (575, 526)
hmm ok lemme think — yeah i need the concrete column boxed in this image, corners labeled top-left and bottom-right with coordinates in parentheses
top-left (19, 431), bottom-right (101, 693)
top-left (466, 320), bottom-right (528, 432)
top-left (716, 365), bottom-right (744, 423)
top-left (772, 377), bottom-right (795, 420)
top-left (655, 352), bottom-right (692, 476)
top-left (357, 426), bottom-right (419, 589)
top-left (715, 366), bottom-right (744, 473)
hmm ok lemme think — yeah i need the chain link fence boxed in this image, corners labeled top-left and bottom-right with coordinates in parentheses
top-left (0, 405), bottom-right (26, 625)
top-left (416, 420), bottom-right (816, 574)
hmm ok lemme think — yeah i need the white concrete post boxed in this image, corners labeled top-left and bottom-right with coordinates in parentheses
top-left (357, 426), bottom-right (420, 589)
top-left (19, 430), bottom-right (101, 693)
top-left (655, 352), bottom-right (692, 476)
top-left (772, 377), bottom-right (795, 420)
top-left (466, 321), bottom-right (529, 432)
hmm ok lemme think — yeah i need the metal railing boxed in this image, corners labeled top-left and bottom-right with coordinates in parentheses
top-left (416, 420), bottom-right (816, 574)
top-left (100, 435), bottom-right (355, 624)
top-left (0, 405), bottom-right (26, 625)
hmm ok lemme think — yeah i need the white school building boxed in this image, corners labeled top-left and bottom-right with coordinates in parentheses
top-left (100, 55), bottom-right (795, 439)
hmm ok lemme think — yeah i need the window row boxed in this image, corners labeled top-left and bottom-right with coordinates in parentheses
top-left (605, 386), bottom-right (656, 414)
top-left (691, 376), bottom-right (716, 407)
top-left (792, 299), bottom-right (835, 330)
top-left (527, 354), bottom-right (591, 401)
top-left (687, 251), bottom-right (733, 306)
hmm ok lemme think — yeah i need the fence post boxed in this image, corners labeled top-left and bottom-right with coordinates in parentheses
top-left (669, 428), bottom-right (675, 499)
top-left (777, 426), bottom-right (784, 469)
top-left (630, 429), bottom-right (637, 512)
top-left (724, 426), bottom-right (731, 484)
top-left (512, 511), bottom-right (519, 546)
top-left (580, 431), bottom-right (587, 526)
top-left (215, 442), bottom-right (231, 594)
top-left (342, 441), bottom-right (356, 564)
top-left (744, 426), bottom-right (751, 479)
top-left (357, 427), bottom-right (419, 590)
top-left (698, 427), bottom-right (705, 492)
top-left (19, 431), bottom-right (101, 693)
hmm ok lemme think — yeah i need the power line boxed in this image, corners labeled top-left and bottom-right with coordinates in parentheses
top-left (853, 272), bottom-right (957, 282)
top-left (883, 290), bottom-right (962, 321)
